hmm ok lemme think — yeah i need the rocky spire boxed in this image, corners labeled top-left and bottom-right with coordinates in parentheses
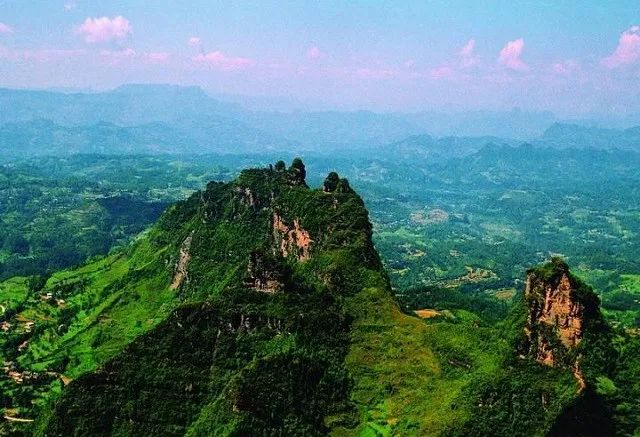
top-left (521, 257), bottom-right (601, 389)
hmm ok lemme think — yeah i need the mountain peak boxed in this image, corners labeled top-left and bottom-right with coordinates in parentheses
top-left (42, 159), bottom-right (387, 434)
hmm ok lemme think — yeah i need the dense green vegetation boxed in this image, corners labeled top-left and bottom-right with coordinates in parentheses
top-left (37, 160), bottom-right (418, 435)
top-left (1, 145), bottom-right (639, 435)
top-left (454, 259), bottom-right (613, 436)
top-left (339, 145), bottom-right (640, 332)
top-left (0, 160), bottom-right (383, 434)
top-left (3, 144), bottom-right (640, 330)
top-left (0, 155), bottom-right (242, 280)
top-left (0, 163), bottom-right (161, 279)
top-left (1, 85), bottom-right (640, 435)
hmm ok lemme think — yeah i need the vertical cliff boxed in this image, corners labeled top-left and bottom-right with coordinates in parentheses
top-left (522, 258), bottom-right (591, 388)
top-left (461, 258), bottom-right (617, 436)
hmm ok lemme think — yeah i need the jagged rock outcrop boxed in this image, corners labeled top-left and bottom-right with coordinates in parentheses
top-left (234, 186), bottom-right (257, 209)
top-left (522, 258), bottom-right (597, 389)
top-left (323, 171), bottom-right (353, 193)
top-left (287, 157), bottom-right (307, 186)
top-left (272, 213), bottom-right (312, 261)
top-left (460, 257), bottom-right (620, 436)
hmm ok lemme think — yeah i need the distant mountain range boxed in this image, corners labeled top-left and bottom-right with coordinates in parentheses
top-left (0, 85), bottom-right (290, 155)
top-left (1, 84), bottom-right (639, 157)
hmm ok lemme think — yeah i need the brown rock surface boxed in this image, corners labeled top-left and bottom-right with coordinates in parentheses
top-left (170, 233), bottom-right (193, 289)
top-left (272, 213), bottom-right (312, 261)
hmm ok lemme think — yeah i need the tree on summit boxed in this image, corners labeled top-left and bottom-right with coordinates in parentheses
top-left (323, 172), bottom-right (353, 193)
top-left (336, 177), bottom-right (352, 193)
top-left (323, 172), bottom-right (340, 192)
top-left (288, 158), bottom-right (307, 186)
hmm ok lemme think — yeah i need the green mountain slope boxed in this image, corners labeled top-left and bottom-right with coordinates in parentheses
top-left (1, 160), bottom-right (637, 436)
top-left (37, 159), bottom-right (404, 435)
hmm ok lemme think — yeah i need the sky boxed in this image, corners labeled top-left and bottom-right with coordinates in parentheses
top-left (0, 0), bottom-right (639, 116)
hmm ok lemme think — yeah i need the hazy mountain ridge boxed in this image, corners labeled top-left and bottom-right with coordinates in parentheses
top-left (0, 86), bottom-right (548, 156)
top-left (3, 85), bottom-right (640, 158)
top-left (0, 86), bottom-right (294, 155)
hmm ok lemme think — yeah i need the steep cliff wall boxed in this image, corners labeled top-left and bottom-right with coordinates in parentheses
top-left (523, 258), bottom-right (603, 390)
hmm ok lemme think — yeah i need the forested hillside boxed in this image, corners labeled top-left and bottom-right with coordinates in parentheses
top-left (1, 160), bottom-right (637, 435)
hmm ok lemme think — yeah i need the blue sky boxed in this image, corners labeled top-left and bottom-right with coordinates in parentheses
top-left (1, 0), bottom-right (639, 115)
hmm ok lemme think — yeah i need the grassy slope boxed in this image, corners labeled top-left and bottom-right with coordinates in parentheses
top-left (0, 229), bottom-right (182, 424)
top-left (0, 245), bottom-right (552, 436)
top-left (343, 285), bottom-right (505, 436)
top-left (575, 269), bottom-right (640, 328)
top-left (0, 276), bottom-right (29, 313)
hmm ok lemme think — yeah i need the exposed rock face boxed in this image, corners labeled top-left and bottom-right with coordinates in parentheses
top-left (526, 271), bottom-right (584, 351)
top-left (35, 158), bottom-right (388, 435)
top-left (272, 213), bottom-right (312, 261)
top-left (170, 232), bottom-right (193, 289)
top-left (523, 258), bottom-right (587, 389)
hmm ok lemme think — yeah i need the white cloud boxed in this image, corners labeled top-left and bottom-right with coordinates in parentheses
top-left (459, 39), bottom-right (475, 57)
top-left (551, 60), bottom-right (578, 75)
top-left (306, 46), bottom-right (322, 59)
top-left (602, 26), bottom-right (640, 69)
top-left (0, 45), bottom-right (85, 62)
top-left (99, 47), bottom-right (136, 64)
top-left (144, 52), bottom-right (170, 64)
top-left (75, 16), bottom-right (132, 43)
top-left (498, 38), bottom-right (528, 71)
top-left (459, 38), bottom-right (477, 68)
